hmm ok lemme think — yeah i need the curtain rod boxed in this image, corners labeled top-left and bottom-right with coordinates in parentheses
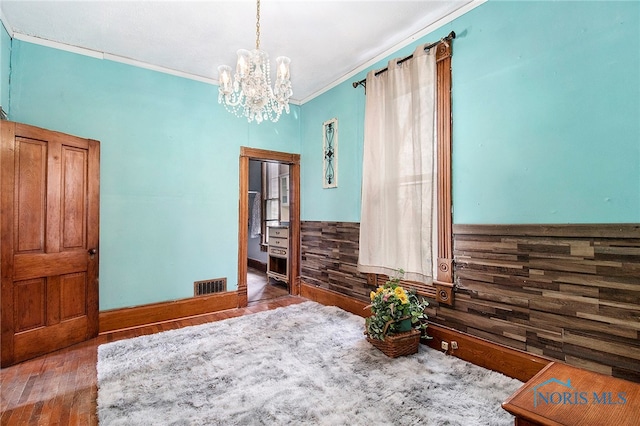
top-left (352, 31), bottom-right (456, 89)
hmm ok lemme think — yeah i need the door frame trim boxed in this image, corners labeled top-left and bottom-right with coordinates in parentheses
top-left (238, 147), bottom-right (301, 307)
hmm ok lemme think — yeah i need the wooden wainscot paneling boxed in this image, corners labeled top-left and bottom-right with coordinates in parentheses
top-left (99, 292), bottom-right (239, 333)
top-left (449, 223), bottom-right (640, 383)
top-left (301, 221), bottom-right (371, 301)
top-left (304, 281), bottom-right (549, 382)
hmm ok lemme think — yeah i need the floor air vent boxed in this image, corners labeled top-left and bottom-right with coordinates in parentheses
top-left (194, 277), bottom-right (227, 296)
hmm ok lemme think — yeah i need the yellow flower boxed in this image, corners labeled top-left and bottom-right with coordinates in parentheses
top-left (394, 287), bottom-right (406, 297)
top-left (370, 291), bottom-right (376, 301)
top-left (399, 294), bottom-right (409, 304)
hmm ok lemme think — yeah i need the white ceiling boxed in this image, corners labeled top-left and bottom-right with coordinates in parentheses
top-left (0, 1), bottom-right (478, 104)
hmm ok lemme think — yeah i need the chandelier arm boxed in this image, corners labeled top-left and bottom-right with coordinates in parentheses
top-left (221, 91), bottom-right (245, 108)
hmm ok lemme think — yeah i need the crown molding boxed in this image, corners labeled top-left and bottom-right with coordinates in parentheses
top-left (2, 0), bottom-right (484, 106)
top-left (298, 0), bottom-right (487, 104)
top-left (14, 33), bottom-right (103, 59)
top-left (9, 32), bottom-right (303, 105)
top-left (12, 33), bottom-right (219, 85)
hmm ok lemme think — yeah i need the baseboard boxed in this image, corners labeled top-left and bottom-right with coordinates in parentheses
top-left (424, 325), bottom-right (550, 382)
top-left (248, 258), bottom-right (267, 272)
top-left (301, 282), bottom-right (550, 382)
top-left (99, 291), bottom-right (239, 334)
top-left (300, 281), bottom-right (372, 317)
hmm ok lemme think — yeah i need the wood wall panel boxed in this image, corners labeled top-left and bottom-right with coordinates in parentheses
top-left (302, 221), bottom-right (640, 382)
top-left (302, 282), bottom-right (549, 382)
top-left (446, 224), bottom-right (640, 382)
top-left (301, 221), bottom-right (370, 301)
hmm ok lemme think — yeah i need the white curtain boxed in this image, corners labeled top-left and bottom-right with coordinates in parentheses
top-left (358, 43), bottom-right (438, 283)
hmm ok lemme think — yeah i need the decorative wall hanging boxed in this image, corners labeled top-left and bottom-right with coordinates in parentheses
top-left (323, 118), bottom-right (338, 188)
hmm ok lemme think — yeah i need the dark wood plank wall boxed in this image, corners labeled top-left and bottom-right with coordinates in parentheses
top-left (300, 221), bottom-right (370, 301)
top-left (449, 224), bottom-right (640, 382)
top-left (301, 221), bottom-right (640, 382)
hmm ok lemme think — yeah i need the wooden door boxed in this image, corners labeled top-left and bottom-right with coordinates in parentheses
top-left (1, 121), bottom-right (99, 367)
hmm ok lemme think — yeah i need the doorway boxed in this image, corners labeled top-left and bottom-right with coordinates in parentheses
top-left (238, 147), bottom-right (300, 308)
top-left (246, 160), bottom-right (289, 304)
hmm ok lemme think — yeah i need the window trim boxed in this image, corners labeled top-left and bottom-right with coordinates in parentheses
top-left (368, 40), bottom-right (455, 305)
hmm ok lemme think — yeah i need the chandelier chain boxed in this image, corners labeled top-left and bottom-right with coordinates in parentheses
top-left (255, 0), bottom-right (261, 50)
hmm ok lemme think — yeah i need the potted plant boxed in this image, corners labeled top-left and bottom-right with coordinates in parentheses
top-left (365, 269), bottom-right (430, 357)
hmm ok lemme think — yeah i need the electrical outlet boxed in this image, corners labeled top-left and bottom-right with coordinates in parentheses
top-left (441, 341), bottom-right (449, 351)
top-left (451, 341), bottom-right (458, 350)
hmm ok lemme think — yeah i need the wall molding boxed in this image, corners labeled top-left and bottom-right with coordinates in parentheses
top-left (453, 223), bottom-right (640, 238)
top-left (299, 0), bottom-right (488, 103)
top-left (301, 281), bottom-right (371, 318)
top-left (99, 291), bottom-right (238, 334)
top-left (425, 324), bottom-right (550, 382)
top-left (247, 258), bottom-right (267, 272)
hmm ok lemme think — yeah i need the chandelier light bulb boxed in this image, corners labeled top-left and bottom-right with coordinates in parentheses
top-left (236, 49), bottom-right (250, 77)
top-left (276, 56), bottom-right (290, 81)
top-left (217, 65), bottom-right (232, 95)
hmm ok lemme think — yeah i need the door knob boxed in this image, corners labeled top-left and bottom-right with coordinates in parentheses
top-left (88, 248), bottom-right (97, 256)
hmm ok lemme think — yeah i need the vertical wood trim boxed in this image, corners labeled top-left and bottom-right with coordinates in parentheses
top-left (1, 121), bottom-right (16, 365)
top-left (86, 139), bottom-right (100, 337)
top-left (238, 155), bottom-right (249, 307)
top-left (289, 161), bottom-right (301, 296)
top-left (435, 42), bottom-right (453, 286)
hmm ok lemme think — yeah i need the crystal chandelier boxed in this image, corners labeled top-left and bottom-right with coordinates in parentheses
top-left (217, 0), bottom-right (292, 124)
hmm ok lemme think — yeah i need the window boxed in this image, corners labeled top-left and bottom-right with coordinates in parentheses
top-left (261, 162), bottom-right (290, 246)
top-left (262, 162), bottom-right (280, 245)
top-left (356, 38), bottom-right (454, 305)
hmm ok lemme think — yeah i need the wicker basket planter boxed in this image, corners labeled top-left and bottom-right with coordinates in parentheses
top-left (366, 328), bottom-right (421, 358)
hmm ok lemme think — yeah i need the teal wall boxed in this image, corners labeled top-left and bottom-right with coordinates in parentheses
top-left (300, 83), bottom-right (365, 222)
top-left (8, 41), bottom-right (300, 310)
top-left (0, 21), bottom-right (10, 114)
top-left (300, 0), bottom-right (640, 224)
top-left (5, 0), bottom-right (640, 310)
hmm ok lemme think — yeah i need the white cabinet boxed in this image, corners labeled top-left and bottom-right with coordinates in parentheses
top-left (267, 226), bottom-right (289, 286)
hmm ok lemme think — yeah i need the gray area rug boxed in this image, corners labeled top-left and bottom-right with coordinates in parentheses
top-left (97, 301), bottom-right (522, 425)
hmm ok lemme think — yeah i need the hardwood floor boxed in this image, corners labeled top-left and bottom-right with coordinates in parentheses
top-left (247, 267), bottom-right (289, 305)
top-left (0, 296), bottom-right (306, 425)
